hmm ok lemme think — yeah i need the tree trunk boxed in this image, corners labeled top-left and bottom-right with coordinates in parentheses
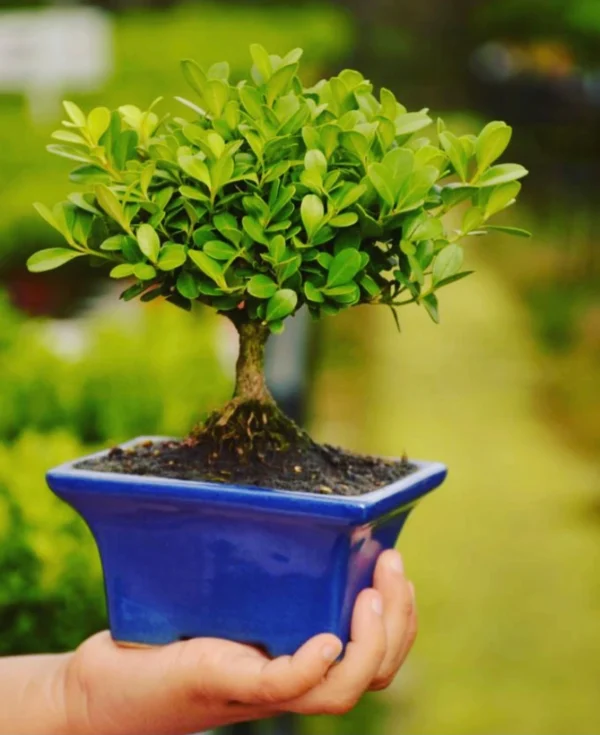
top-left (234, 321), bottom-right (273, 404)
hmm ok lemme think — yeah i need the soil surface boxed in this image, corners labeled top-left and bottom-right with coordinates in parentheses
top-left (78, 439), bottom-right (416, 496)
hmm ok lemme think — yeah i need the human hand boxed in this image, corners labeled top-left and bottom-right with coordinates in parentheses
top-left (58, 549), bottom-right (416, 735)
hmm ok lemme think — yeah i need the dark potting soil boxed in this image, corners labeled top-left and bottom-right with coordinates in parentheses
top-left (77, 439), bottom-right (417, 496)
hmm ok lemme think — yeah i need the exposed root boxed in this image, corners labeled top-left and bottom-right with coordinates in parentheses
top-left (186, 399), bottom-right (313, 462)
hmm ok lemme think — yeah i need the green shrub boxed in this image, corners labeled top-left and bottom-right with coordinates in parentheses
top-left (0, 294), bottom-right (229, 442)
top-left (0, 432), bottom-right (105, 654)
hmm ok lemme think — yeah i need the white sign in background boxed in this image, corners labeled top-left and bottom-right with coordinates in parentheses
top-left (0, 7), bottom-right (113, 121)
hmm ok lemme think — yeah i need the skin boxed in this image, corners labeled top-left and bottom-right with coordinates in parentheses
top-left (0, 550), bottom-right (417, 735)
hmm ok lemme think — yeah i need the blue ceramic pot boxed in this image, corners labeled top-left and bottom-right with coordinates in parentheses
top-left (47, 437), bottom-right (446, 656)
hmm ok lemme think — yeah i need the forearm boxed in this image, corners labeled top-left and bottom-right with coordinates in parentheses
top-left (0, 653), bottom-right (72, 735)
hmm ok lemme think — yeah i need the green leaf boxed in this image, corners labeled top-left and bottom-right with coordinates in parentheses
top-left (327, 249), bottom-right (362, 288)
top-left (432, 244), bottom-right (464, 285)
top-left (484, 225), bottom-right (532, 238)
top-left (276, 253), bottom-right (301, 283)
top-left (188, 250), bottom-right (227, 288)
top-left (210, 154), bottom-right (234, 197)
top-left (301, 195), bottom-right (324, 238)
top-left (394, 110), bottom-right (432, 136)
top-left (214, 212), bottom-right (242, 245)
top-left (67, 192), bottom-right (101, 216)
top-left (178, 155), bottom-right (211, 189)
top-left (265, 289), bottom-right (298, 322)
top-left (367, 163), bottom-right (395, 207)
top-left (404, 212), bottom-right (444, 241)
top-left (120, 282), bottom-right (146, 301)
top-left (360, 274), bottom-right (381, 297)
top-left (110, 264), bottom-right (135, 279)
top-left (383, 148), bottom-right (414, 190)
top-left (51, 130), bottom-right (87, 145)
top-left (204, 240), bottom-right (238, 260)
top-left (439, 130), bottom-right (468, 181)
top-left (177, 271), bottom-right (200, 299)
top-left (268, 319), bottom-right (285, 334)
top-left (69, 165), bottom-right (111, 185)
top-left (476, 121), bottom-right (512, 172)
top-left (46, 145), bottom-right (92, 164)
top-left (134, 263), bottom-right (157, 280)
top-left (157, 244), bottom-right (187, 270)
top-left (421, 293), bottom-right (440, 323)
top-left (250, 43), bottom-right (273, 83)
top-left (179, 185), bottom-right (210, 202)
top-left (482, 181), bottom-right (521, 218)
top-left (121, 237), bottom-right (143, 263)
top-left (87, 107), bottom-right (111, 143)
top-left (207, 61), bottom-right (230, 81)
top-left (304, 149), bottom-right (327, 175)
top-left (113, 130), bottom-right (138, 170)
top-left (140, 162), bottom-right (155, 198)
top-left (478, 164), bottom-right (529, 188)
top-left (207, 132), bottom-right (225, 158)
top-left (95, 185), bottom-right (130, 232)
top-left (63, 100), bottom-right (86, 127)
top-left (242, 216), bottom-right (269, 245)
top-left (140, 287), bottom-right (163, 303)
top-left (327, 282), bottom-right (361, 304)
top-left (27, 248), bottom-right (83, 273)
top-left (181, 59), bottom-right (208, 97)
top-left (462, 207), bottom-right (484, 234)
top-left (204, 79), bottom-right (229, 117)
top-left (137, 224), bottom-right (160, 264)
top-left (304, 280), bottom-right (325, 303)
top-left (247, 274), bottom-right (278, 299)
top-left (400, 240), bottom-right (416, 256)
top-left (266, 64), bottom-right (298, 106)
top-left (239, 85), bottom-right (264, 119)
top-left (99, 235), bottom-right (124, 251)
top-left (332, 183), bottom-right (366, 210)
top-left (340, 130), bottom-right (370, 159)
top-left (330, 212), bottom-right (358, 228)
top-left (33, 202), bottom-right (64, 238)
top-left (435, 271), bottom-right (474, 289)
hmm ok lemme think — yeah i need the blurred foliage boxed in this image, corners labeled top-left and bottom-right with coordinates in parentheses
top-left (474, 0), bottom-right (600, 58)
top-left (0, 294), bottom-right (229, 442)
top-left (0, 432), bottom-right (105, 654)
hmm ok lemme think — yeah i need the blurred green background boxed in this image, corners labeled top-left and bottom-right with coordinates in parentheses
top-left (1, 1), bottom-right (600, 733)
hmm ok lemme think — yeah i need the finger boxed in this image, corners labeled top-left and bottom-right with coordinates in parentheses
top-left (171, 632), bottom-right (343, 705)
top-left (398, 581), bottom-right (418, 661)
top-left (285, 588), bottom-right (387, 716)
top-left (369, 550), bottom-right (416, 690)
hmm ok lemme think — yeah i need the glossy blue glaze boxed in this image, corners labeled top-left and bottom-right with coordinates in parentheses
top-left (47, 437), bottom-right (447, 656)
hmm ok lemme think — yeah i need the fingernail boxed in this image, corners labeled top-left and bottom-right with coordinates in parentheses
top-left (371, 593), bottom-right (383, 616)
top-left (322, 643), bottom-right (341, 662)
top-left (390, 551), bottom-right (404, 574)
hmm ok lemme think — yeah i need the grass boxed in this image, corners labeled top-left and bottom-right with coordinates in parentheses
top-left (308, 249), bottom-right (600, 734)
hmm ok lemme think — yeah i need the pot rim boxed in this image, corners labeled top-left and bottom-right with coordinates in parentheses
top-left (47, 436), bottom-right (447, 524)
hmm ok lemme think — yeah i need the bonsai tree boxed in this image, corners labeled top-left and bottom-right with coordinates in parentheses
top-left (27, 45), bottom-right (528, 463)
